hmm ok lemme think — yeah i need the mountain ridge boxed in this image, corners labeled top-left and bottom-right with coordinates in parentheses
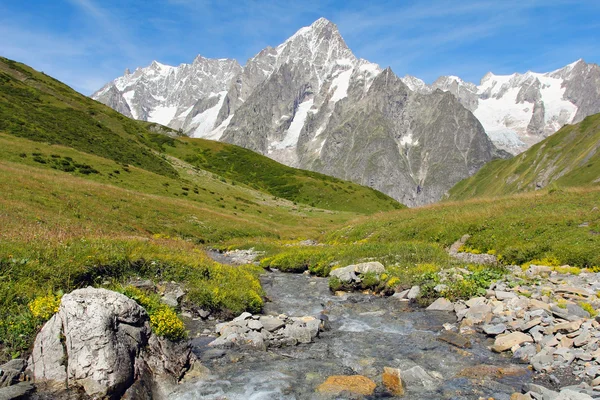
top-left (97, 17), bottom-right (600, 206)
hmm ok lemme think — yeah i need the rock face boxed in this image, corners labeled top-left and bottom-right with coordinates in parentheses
top-left (404, 60), bottom-right (600, 154)
top-left (91, 57), bottom-right (242, 134)
top-left (27, 288), bottom-right (191, 399)
top-left (93, 18), bottom-right (507, 207)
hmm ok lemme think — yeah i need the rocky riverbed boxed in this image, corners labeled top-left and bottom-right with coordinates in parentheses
top-left (173, 270), bottom-right (539, 399)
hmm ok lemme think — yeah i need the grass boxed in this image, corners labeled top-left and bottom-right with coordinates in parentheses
top-left (448, 113), bottom-right (600, 200)
top-left (166, 137), bottom-right (403, 213)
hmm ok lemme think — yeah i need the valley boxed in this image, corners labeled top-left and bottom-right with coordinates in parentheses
top-left (0, 14), bottom-right (599, 400)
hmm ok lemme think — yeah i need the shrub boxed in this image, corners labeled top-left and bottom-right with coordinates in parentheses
top-left (150, 307), bottom-right (187, 341)
top-left (28, 293), bottom-right (61, 321)
top-left (120, 286), bottom-right (187, 341)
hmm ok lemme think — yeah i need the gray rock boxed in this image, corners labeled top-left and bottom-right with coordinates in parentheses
top-left (482, 323), bottom-right (507, 335)
top-left (281, 317), bottom-right (320, 344)
top-left (556, 388), bottom-right (593, 399)
top-left (0, 360), bottom-right (26, 388)
top-left (233, 312), bottom-right (253, 322)
top-left (353, 261), bottom-right (385, 275)
top-left (426, 298), bottom-right (454, 311)
top-left (513, 344), bottom-right (538, 363)
top-left (566, 304), bottom-right (591, 319)
top-left (27, 288), bottom-right (191, 399)
top-left (401, 366), bottom-right (440, 390)
top-left (329, 265), bottom-right (357, 283)
top-left (495, 290), bottom-right (517, 300)
top-left (0, 382), bottom-right (35, 400)
top-left (407, 286), bottom-right (420, 300)
top-left (524, 383), bottom-right (559, 400)
top-left (393, 289), bottom-right (410, 300)
top-left (247, 319), bottom-right (263, 331)
top-left (259, 316), bottom-right (286, 332)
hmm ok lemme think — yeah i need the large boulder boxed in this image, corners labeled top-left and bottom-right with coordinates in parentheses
top-left (27, 287), bottom-right (191, 399)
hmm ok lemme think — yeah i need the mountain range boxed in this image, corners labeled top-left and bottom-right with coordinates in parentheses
top-left (92, 18), bottom-right (600, 207)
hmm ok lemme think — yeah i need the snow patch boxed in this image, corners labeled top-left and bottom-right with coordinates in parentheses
top-left (122, 90), bottom-right (137, 119)
top-left (272, 99), bottom-right (314, 150)
top-left (399, 133), bottom-right (418, 147)
top-left (148, 105), bottom-right (178, 126)
top-left (204, 115), bottom-right (232, 141)
top-left (330, 69), bottom-right (353, 102)
top-left (191, 91), bottom-right (228, 138)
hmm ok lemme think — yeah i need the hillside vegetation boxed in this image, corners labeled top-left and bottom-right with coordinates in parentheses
top-left (448, 113), bottom-right (600, 200)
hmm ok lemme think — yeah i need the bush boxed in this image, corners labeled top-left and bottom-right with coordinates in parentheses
top-left (120, 286), bottom-right (187, 341)
top-left (28, 293), bottom-right (61, 321)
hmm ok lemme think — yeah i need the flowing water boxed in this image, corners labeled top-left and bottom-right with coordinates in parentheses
top-left (173, 270), bottom-right (532, 399)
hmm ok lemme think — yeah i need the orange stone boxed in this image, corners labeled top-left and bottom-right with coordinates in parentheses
top-left (382, 367), bottom-right (404, 396)
top-left (317, 375), bottom-right (377, 396)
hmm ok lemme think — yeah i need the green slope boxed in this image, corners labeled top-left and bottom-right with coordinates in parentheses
top-left (0, 56), bottom-right (402, 214)
top-left (166, 138), bottom-right (403, 213)
top-left (448, 114), bottom-right (600, 200)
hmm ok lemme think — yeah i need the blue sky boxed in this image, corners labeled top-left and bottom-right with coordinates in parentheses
top-left (1, 0), bottom-right (598, 94)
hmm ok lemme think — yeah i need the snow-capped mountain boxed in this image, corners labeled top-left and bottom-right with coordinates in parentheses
top-left (91, 18), bottom-right (508, 206)
top-left (92, 56), bottom-right (242, 134)
top-left (402, 60), bottom-right (600, 153)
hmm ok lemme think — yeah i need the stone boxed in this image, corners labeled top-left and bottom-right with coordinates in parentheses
top-left (329, 265), bottom-right (357, 283)
top-left (282, 317), bottom-right (320, 344)
top-left (437, 330), bottom-right (472, 349)
top-left (523, 383), bottom-right (559, 400)
top-left (557, 389), bottom-right (593, 399)
top-left (27, 288), bottom-right (191, 399)
top-left (434, 284), bottom-right (448, 293)
top-left (316, 375), bottom-right (376, 396)
top-left (247, 319), bottom-right (263, 331)
top-left (591, 376), bottom-right (600, 386)
top-left (492, 332), bottom-right (533, 353)
top-left (393, 289), bottom-right (410, 300)
top-left (353, 261), bottom-right (385, 275)
top-left (566, 304), bottom-right (591, 319)
top-left (483, 323), bottom-right (507, 336)
top-left (0, 382), bottom-right (35, 400)
top-left (426, 298), bottom-right (455, 311)
top-left (495, 290), bottom-right (518, 300)
top-left (233, 312), bottom-right (253, 322)
top-left (513, 344), bottom-right (538, 363)
top-left (511, 394), bottom-right (532, 400)
top-left (525, 265), bottom-right (552, 278)
top-left (0, 359), bottom-right (26, 388)
top-left (459, 365), bottom-right (527, 379)
top-left (401, 366), bottom-right (440, 389)
top-left (465, 297), bottom-right (487, 308)
top-left (464, 304), bottom-right (492, 324)
top-left (382, 367), bottom-right (404, 396)
top-left (574, 331), bottom-right (591, 347)
top-left (161, 285), bottom-right (185, 308)
top-left (520, 318), bottom-right (543, 332)
top-left (552, 320), bottom-right (583, 334)
top-left (407, 286), bottom-right (420, 300)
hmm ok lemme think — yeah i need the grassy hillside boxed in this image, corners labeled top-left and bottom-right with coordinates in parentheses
top-left (448, 114), bottom-right (600, 200)
top-left (0, 56), bottom-right (402, 214)
top-left (166, 137), bottom-right (403, 213)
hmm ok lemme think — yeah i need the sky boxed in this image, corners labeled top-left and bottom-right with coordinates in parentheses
top-left (1, 0), bottom-right (599, 95)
